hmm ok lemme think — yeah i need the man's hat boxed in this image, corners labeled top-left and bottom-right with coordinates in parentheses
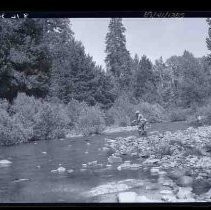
top-left (135, 110), bottom-right (140, 114)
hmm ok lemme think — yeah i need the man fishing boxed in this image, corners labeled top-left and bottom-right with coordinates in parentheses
top-left (134, 110), bottom-right (148, 136)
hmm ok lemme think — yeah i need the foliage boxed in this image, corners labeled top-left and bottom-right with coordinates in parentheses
top-left (135, 102), bottom-right (167, 123)
top-left (168, 107), bottom-right (191, 122)
top-left (132, 55), bottom-right (159, 103)
top-left (0, 93), bottom-right (72, 145)
top-left (76, 105), bottom-right (106, 136)
top-left (0, 104), bottom-right (31, 146)
top-left (33, 102), bottom-right (70, 141)
top-left (107, 94), bottom-right (136, 126)
top-left (0, 19), bottom-right (52, 101)
top-left (106, 93), bottom-right (167, 126)
top-left (165, 51), bottom-right (211, 107)
top-left (188, 102), bottom-right (211, 126)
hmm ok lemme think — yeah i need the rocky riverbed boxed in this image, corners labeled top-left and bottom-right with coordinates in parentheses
top-left (99, 125), bottom-right (211, 202)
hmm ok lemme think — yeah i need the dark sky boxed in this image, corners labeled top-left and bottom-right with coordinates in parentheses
top-left (71, 18), bottom-right (209, 68)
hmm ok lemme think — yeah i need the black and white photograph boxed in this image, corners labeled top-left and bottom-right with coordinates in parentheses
top-left (1, 12), bottom-right (211, 204)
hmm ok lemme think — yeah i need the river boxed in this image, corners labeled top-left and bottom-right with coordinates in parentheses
top-left (0, 122), bottom-right (190, 203)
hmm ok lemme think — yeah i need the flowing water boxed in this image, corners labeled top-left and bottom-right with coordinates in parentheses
top-left (0, 122), bottom-right (189, 203)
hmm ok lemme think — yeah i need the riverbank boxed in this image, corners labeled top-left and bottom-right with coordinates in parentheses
top-left (66, 121), bottom-right (190, 139)
top-left (99, 124), bottom-right (211, 202)
top-left (65, 126), bottom-right (137, 139)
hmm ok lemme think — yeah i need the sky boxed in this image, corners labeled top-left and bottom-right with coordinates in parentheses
top-left (70, 18), bottom-right (210, 69)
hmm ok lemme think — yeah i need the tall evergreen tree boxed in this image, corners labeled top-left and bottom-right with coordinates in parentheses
top-left (49, 19), bottom-right (115, 107)
top-left (133, 55), bottom-right (158, 102)
top-left (105, 18), bottom-right (132, 91)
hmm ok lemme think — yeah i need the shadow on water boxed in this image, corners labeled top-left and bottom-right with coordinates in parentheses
top-left (0, 121), bottom-right (190, 203)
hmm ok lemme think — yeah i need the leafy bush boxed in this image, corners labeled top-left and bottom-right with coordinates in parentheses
top-left (0, 107), bottom-right (31, 146)
top-left (33, 103), bottom-right (70, 141)
top-left (11, 93), bottom-right (43, 128)
top-left (107, 94), bottom-right (167, 126)
top-left (135, 102), bottom-right (167, 123)
top-left (168, 108), bottom-right (191, 122)
top-left (0, 99), bottom-right (10, 111)
top-left (76, 105), bottom-right (106, 136)
top-left (66, 99), bottom-right (88, 128)
top-left (104, 112), bottom-right (115, 126)
top-left (107, 94), bottom-right (135, 127)
top-left (188, 103), bottom-right (211, 126)
top-left (0, 93), bottom-right (72, 145)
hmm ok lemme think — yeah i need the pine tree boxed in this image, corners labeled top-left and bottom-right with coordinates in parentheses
top-left (133, 55), bottom-right (158, 102)
top-left (105, 18), bottom-right (132, 91)
top-left (92, 66), bottom-right (116, 109)
top-left (49, 19), bottom-right (115, 107)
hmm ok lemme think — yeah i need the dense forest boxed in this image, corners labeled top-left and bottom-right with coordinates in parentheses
top-left (1, 18), bottom-right (211, 146)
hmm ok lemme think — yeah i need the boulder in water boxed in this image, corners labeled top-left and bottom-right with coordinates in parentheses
top-left (67, 169), bottom-right (74, 174)
top-left (192, 179), bottom-right (211, 195)
top-left (136, 195), bottom-right (161, 203)
top-left (161, 195), bottom-right (177, 202)
top-left (176, 198), bottom-right (196, 202)
top-left (12, 178), bottom-right (30, 183)
top-left (150, 167), bottom-right (160, 174)
top-left (158, 171), bottom-right (167, 176)
top-left (131, 152), bottom-right (138, 157)
top-left (0, 159), bottom-right (12, 166)
top-left (99, 193), bottom-right (118, 203)
top-left (117, 163), bottom-right (142, 171)
top-left (145, 183), bottom-right (159, 190)
top-left (176, 187), bottom-right (193, 199)
top-left (80, 168), bottom-right (87, 172)
top-left (108, 156), bottom-right (122, 164)
top-left (82, 164), bottom-right (87, 168)
top-left (88, 161), bottom-right (98, 166)
top-left (168, 169), bottom-right (187, 180)
top-left (102, 147), bottom-right (110, 152)
top-left (143, 158), bottom-right (160, 165)
top-left (160, 190), bottom-right (173, 195)
top-left (51, 166), bottom-right (66, 173)
top-left (106, 164), bottom-right (113, 170)
top-left (118, 192), bottom-right (137, 203)
top-left (176, 176), bottom-right (193, 187)
top-left (162, 180), bottom-right (175, 188)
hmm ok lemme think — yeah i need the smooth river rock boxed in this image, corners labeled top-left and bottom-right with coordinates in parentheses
top-left (86, 179), bottom-right (144, 197)
top-left (99, 193), bottom-right (118, 203)
top-left (51, 166), bottom-right (66, 173)
top-left (161, 195), bottom-right (177, 202)
top-left (176, 176), bottom-right (193, 187)
top-left (118, 192), bottom-right (137, 203)
top-left (117, 163), bottom-right (142, 171)
top-left (0, 159), bottom-right (12, 166)
top-left (136, 195), bottom-right (161, 203)
top-left (108, 156), bottom-right (122, 164)
top-left (176, 187), bottom-right (193, 199)
top-left (168, 169), bottom-right (187, 180)
top-left (150, 167), bottom-right (160, 174)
